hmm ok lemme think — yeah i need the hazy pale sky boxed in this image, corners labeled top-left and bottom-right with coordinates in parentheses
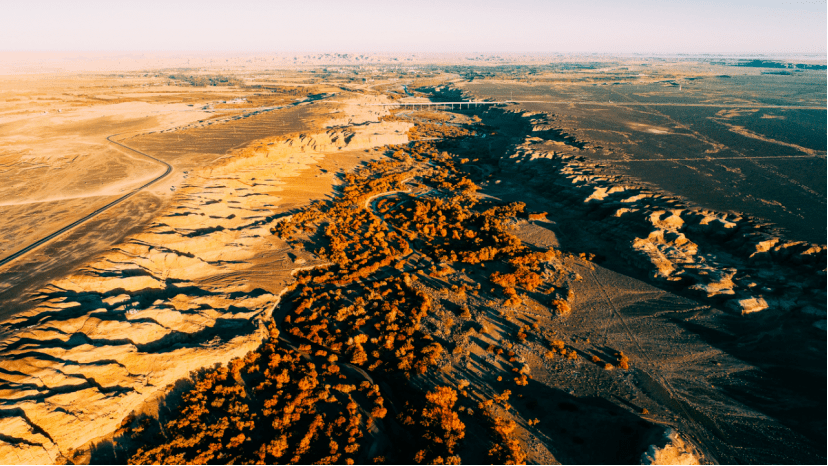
top-left (2, 0), bottom-right (826, 54)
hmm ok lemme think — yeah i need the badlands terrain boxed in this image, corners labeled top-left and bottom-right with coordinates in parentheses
top-left (0, 56), bottom-right (824, 464)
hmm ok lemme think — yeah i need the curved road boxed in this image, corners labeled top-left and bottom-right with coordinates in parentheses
top-left (0, 134), bottom-right (172, 268)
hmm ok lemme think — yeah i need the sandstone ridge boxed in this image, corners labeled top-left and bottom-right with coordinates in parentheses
top-left (0, 101), bottom-right (410, 464)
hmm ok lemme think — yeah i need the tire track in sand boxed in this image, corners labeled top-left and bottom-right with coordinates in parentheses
top-left (576, 261), bottom-right (725, 464)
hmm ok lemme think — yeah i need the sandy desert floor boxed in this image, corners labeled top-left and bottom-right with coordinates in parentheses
top-left (0, 61), bottom-right (824, 464)
top-left (0, 74), bottom-right (341, 320)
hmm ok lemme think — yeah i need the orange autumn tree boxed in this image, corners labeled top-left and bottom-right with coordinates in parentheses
top-left (127, 326), bottom-right (385, 465)
top-left (399, 387), bottom-right (466, 465)
top-left (127, 116), bottom-right (554, 464)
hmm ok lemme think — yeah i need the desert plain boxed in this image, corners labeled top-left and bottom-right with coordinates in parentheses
top-left (0, 54), bottom-right (825, 464)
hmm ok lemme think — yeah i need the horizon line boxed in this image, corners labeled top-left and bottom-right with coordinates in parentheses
top-left (1, 50), bottom-right (826, 56)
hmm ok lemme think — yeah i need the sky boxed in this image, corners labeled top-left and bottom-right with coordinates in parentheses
top-left (2, 0), bottom-right (826, 54)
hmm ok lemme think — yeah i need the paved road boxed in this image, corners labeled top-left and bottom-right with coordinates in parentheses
top-left (0, 94), bottom-right (334, 269)
top-left (0, 135), bottom-right (172, 268)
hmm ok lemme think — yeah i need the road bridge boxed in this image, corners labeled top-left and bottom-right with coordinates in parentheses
top-left (366, 101), bottom-right (512, 109)
top-left (364, 100), bottom-right (824, 110)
